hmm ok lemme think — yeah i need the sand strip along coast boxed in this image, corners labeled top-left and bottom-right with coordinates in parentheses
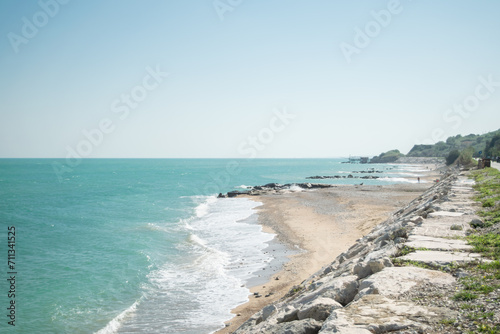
top-left (216, 166), bottom-right (441, 333)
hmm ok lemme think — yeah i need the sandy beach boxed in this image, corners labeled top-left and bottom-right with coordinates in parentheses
top-left (217, 166), bottom-right (441, 333)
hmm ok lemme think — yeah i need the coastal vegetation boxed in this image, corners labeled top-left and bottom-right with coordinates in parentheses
top-left (406, 129), bottom-right (500, 158)
top-left (470, 168), bottom-right (500, 227)
top-left (445, 147), bottom-right (475, 166)
top-left (370, 128), bottom-right (500, 163)
top-left (369, 149), bottom-right (404, 163)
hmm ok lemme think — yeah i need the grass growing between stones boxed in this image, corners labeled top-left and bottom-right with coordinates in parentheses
top-left (467, 234), bottom-right (500, 260)
top-left (470, 168), bottom-right (500, 228)
top-left (449, 167), bottom-right (500, 333)
top-left (453, 291), bottom-right (478, 301)
top-left (459, 276), bottom-right (499, 294)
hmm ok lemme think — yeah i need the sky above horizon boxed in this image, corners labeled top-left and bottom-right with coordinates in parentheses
top-left (1, 0), bottom-right (499, 159)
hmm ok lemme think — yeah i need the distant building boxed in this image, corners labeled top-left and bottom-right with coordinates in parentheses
top-left (348, 156), bottom-right (370, 164)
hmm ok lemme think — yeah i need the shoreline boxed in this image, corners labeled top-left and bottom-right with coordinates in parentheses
top-left (216, 165), bottom-right (440, 333)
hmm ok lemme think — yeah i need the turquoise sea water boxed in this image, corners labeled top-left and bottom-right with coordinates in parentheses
top-left (0, 159), bottom-right (427, 333)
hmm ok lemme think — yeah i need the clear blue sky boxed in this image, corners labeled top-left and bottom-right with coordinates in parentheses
top-left (1, 0), bottom-right (499, 158)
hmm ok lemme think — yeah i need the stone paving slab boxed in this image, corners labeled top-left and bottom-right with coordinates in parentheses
top-left (434, 203), bottom-right (478, 214)
top-left (456, 176), bottom-right (475, 184)
top-left (437, 201), bottom-right (477, 207)
top-left (405, 235), bottom-right (472, 251)
top-left (428, 211), bottom-right (465, 217)
top-left (449, 192), bottom-right (475, 197)
top-left (450, 188), bottom-right (475, 192)
top-left (399, 250), bottom-right (483, 265)
top-left (411, 221), bottom-right (469, 238)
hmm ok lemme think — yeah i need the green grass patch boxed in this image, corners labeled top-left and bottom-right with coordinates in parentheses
top-left (453, 291), bottom-right (478, 301)
top-left (478, 260), bottom-right (500, 271)
top-left (460, 303), bottom-right (477, 310)
top-left (467, 233), bottom-right (500, 260)
top-left (483, 198), bottom-right (495, 207)
top-left (392, 258), bottom-right (433, 270)
top-left (470, 168), bottom-right (500, 227)
top-left (475, 323), bottom-right (500, 333)
top-left (439, 318), bottom-right (456, 325)
top-left (467, 311), bottom-right (495, 320)
top-left (398, 245), bottom-right (416, 256)
top-left (460, 276), bottom-right (498, 294)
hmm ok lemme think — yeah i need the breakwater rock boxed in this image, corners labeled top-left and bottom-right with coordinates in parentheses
top-left (217, 183), bottom-right (334, 198)
top-left (232, 170), bottom-right (486, 333)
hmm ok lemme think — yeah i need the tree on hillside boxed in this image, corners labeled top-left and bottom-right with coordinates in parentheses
top-left (485, 134), bottom-right (500, 157)
top-left (370, 149), bottom-right (404, 163)
top-left (446, 150), bottom-right (460, 165)
top-left (457, 147), bottom-right (474, 166)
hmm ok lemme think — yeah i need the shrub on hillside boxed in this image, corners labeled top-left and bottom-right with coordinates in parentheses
top-left (446, 150), bottom-right (460, 165)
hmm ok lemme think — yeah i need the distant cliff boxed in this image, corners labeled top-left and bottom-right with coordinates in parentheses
top-left (370, 149), bottom-right (404, 163)
top-left (370, 129), bottom-right (500, 163)
top-left (406, 129), bottom-right (500, 158)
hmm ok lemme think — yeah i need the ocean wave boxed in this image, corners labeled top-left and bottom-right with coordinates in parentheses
top-left (144, 222), bottom-right (170, 233)
top-left (288, 184), bottom-right (304, 192)
top-left (189, 233), bottom-right (208, 247)
top-left (111, 197), bottom-right (274, 333)
top-left (235, 185), bottom-right (253, 189)
top-left (95, 300), bottom-right (140, 334)
top-left (387, 172), bottom-right (423, 177)
top-left (195, 196), bottom-right (217, 218)
top-left (377, 177), bottom-right (426, 184)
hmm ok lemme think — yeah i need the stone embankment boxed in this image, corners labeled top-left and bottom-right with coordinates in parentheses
top-left (232, 170), bottom-right (487, 333)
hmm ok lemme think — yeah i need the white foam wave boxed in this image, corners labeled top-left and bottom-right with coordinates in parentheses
top-left (117, 197), bottom-right (275, 333)
top-left (145, 223), bottom-right (170, 233)
top-left (390, 172), bottom-right (424, 177)
top-left (378, 177), bottom-right (426, 184)
top-left (235, 185), bottom-right (252, 189)
top-left (195, 196), bottom-right (217, 218)
top-left (190, 234), bottom-right (207, 247)
top-left (288, 184), bottom-right (304, 192)
top-left (94, 300), bottom-right (140, 334)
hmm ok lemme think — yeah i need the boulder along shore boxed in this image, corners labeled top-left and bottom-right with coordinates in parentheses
top-left (216, 165), bottom-right (475, 333)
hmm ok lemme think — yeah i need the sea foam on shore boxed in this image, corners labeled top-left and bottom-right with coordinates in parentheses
top-left (103, 196), bottom-right (282, 334)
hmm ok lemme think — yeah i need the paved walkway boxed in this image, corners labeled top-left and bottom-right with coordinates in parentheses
top-left (398, 173), bottom-right (487, 266)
